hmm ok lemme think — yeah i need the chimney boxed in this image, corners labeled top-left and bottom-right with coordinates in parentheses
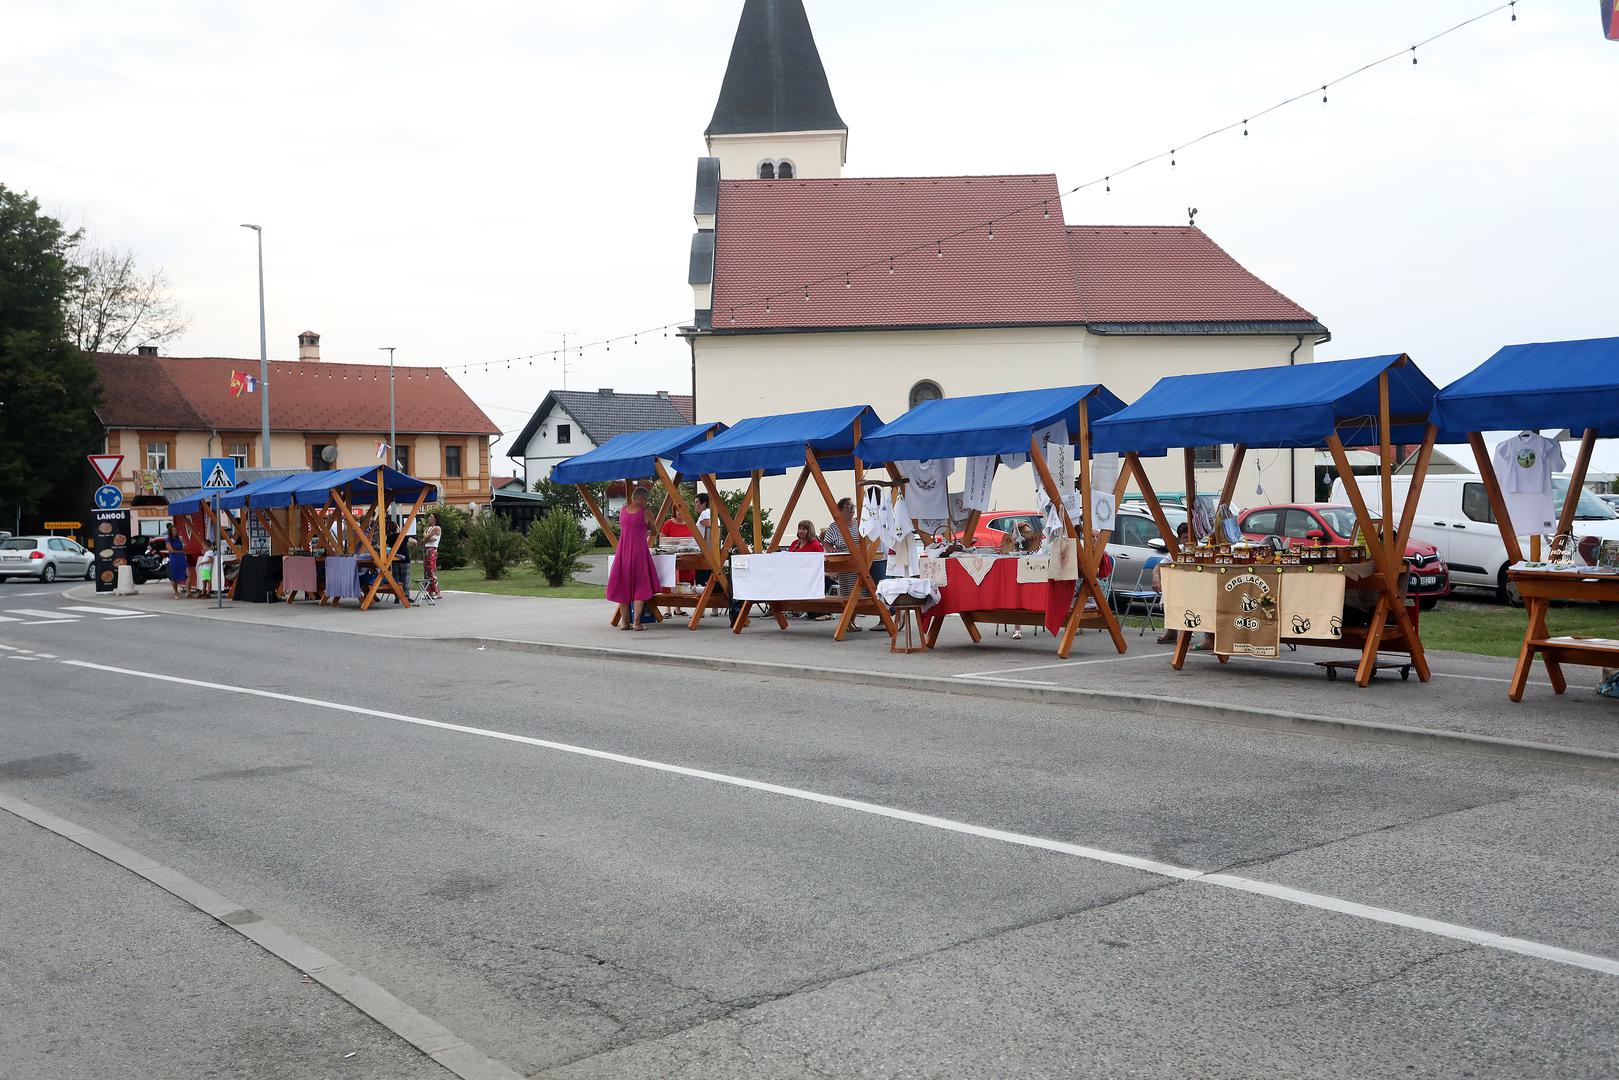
top-left (656, 390), bottom-right (669, 397)
top-left (598, 387), bottom-right (614, 396)
top-left (136, 345), bottom-right (158, 357)
top-left (298, 330), bottom-right (321, 362)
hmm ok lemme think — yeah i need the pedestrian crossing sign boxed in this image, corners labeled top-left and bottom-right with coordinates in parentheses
top-left (201, 457), bottom-right (236, 490)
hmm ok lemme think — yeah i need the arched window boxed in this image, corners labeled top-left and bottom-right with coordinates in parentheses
top-left (776, 159), bottom-right (795, 179)
top-left (909, 380), bottom-right (944, 408)
top-left (757, 160), bottom-right (776, 179)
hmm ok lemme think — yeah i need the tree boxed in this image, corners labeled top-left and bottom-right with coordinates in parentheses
top-left (717, 486), bottom-right (774, 548)
top-left (465, 510), bottom-right (525, 580)
top-left (527, 509), bottom-right (590, 588)
top-left (431, 504), bottom-right (470, 570)
top-left (0, 184), bottom-right (101, 527)
top-left (65, 243), bottom-right (189, 355)
top-left (530, 477), bottom-right (609, 523)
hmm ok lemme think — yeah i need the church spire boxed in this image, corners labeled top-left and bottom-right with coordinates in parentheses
top-left (705, 0), bottom-right (847, 178)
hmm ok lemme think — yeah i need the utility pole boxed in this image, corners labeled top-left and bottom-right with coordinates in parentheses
top-left (379, 347), bottom-right (397, 465)
top-left (239, 224), bottom-right (271, 465)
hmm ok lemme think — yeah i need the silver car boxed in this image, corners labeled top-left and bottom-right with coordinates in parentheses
top-left (0, 535), bottom-right (95, 583)
top-left (974, 505), bottom-right (1186, 594)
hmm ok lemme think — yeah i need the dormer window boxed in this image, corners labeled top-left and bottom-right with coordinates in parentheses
top-left (758, 160), bottom-right (776, 179)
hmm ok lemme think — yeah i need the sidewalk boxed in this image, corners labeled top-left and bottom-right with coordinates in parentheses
top-left (76, 583), bottom-right (1619, 768)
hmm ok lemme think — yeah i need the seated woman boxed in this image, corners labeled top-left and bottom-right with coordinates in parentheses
top-left (788, 520), bottom-right (823, 553)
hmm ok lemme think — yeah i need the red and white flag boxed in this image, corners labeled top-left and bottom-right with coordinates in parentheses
top-left (376, 440), bottom-right (390, 461)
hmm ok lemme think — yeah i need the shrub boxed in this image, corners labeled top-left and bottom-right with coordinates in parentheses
top-left (466, 511), bottom-right (526, 580)
top-left (718, 487), bottom-right (774, 549)
top-left (589, 527), bottom-right (612, 548)
top-left (528, 509), bottom-right (590, 588)
top-left (431, 503), bottom-right (470, 570)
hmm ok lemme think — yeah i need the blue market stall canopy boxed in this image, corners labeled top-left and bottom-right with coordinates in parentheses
top-left (1431, 337), bottom-right (1619, 441)
top-left (551, 423), bottom-right (728, 485)
top-left (170, 467), bottom-right (439, 513)
top-left (1091, 354), bottom-right (1438, 455)
top-left (857, 385), bottom-right (1128, 463)
top-left (288, 466), bottom-right (439, 508)
top-left (674, 405), bottom-right (884, 476)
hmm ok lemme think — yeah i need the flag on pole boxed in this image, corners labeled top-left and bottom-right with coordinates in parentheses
top-left (376, 440), bottom-right (390, 461)
top-left (1605, 0), bottom-right (1619, 40)
top-left (230, 371), bottom-right (259, 397)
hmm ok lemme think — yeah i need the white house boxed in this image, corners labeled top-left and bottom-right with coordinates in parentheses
top-left (508, 388), bottom-right (694, 490)
top-left (682, 0), bottom-right (1330, 516)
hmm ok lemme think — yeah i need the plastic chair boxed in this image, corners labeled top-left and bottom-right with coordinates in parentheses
top-left (1114, 554), bottom-right (1165, 635)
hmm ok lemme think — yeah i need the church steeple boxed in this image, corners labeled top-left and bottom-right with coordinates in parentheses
top-left (705, 0), bottom-right (848, 179)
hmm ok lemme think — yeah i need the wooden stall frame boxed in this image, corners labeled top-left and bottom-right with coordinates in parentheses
top-left (1130, 366), bottom-right (1434, 688)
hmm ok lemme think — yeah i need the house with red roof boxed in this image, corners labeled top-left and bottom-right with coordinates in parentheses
top-left (91, 331), bottom-right (500, 530)
top-left (684, 0), bottom-right (1329, 507)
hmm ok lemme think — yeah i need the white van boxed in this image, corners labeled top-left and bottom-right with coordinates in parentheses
top-left (1329, 473), bottom-right (1619, 597)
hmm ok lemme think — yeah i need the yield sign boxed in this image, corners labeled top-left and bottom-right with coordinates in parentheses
top-left (88, 454), bottom-right (124, 484)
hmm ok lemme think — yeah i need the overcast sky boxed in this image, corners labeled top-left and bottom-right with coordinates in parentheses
top-left (6, 1), bottom-right (1615, 468)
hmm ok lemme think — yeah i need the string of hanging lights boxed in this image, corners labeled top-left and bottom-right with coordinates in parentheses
top-left (435, 0), bottom-right (1519, 376)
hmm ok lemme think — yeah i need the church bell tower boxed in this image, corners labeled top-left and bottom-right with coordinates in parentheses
top-left (705, 0), bottom-right (848, 180)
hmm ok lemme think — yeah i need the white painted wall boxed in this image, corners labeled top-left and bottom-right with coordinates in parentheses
top-left (706, 130), bottom-right (846, 179)
top-left (518, 404), bottom-right (596, 489)
top-left (693, 326), bottom-right (1317, 526)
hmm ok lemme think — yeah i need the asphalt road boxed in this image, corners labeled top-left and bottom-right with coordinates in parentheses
top-left (2, 592), bottom-right (1617, 1079)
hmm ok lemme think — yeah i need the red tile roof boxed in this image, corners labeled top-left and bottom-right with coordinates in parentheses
top-left (667, 394), bottom-right (695, 423)
top-left (1067, 226), bottom-right (1315, 323)
top-left (710, 176), bottom-right (1318, 331)
top-left (92, 353), bottom-right (499, 435)
top-left (712, 175), bottom-right (1086, 330)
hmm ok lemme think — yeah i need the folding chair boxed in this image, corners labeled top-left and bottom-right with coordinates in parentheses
top-left (1113, 554), bottom-right (1164, 636)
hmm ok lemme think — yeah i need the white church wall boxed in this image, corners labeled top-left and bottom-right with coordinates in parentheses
top-left (707, 130), bottom-right (846, 179)
top-left (695, 327), bottom-right (1316, 528)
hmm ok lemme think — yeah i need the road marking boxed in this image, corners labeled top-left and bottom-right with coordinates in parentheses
top-left (59, 658), bottom-right (1619, 982)
top-left (955, 653), bottom-right (1163, 679)
top-left (60, 605), bottom-right (136, 616)
top-left (6, 591), bottom-right (50, 597)
top-left (5, 609), bottom-right (80, 621)
top-left (101, 613), bottom-right (160, 621)
top-left (0, 615), bottom-right (18, 623)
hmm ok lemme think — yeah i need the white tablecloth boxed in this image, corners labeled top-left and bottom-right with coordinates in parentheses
top-left (876, 577), bottom-right (941, 612)
top-left (609, 552), bottom-right (679, 589)
top-left (731, 551), bottom-right (827, 601)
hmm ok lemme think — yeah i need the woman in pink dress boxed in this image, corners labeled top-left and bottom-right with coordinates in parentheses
top-left (607, 486), bottom-right (663, 631)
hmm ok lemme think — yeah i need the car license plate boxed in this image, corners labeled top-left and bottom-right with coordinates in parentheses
top-left (1416, 575), bottom-right (1438, 587)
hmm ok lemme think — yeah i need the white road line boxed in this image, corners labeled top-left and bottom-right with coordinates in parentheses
top-left (5, 591), bottom-right (50, 597)
top-left (0, 615), bottom-right (18, 623)
top-left (59, 606), bottom-right (136, 616)
top-left (955, 653), bottom-right (1163, 679)
top-left (58, 658), bottom-right (1619, 982)
top-left (6, 609), bottom-right (81, 620)
top-left (100, 614), bottom-right (160, 621)
top-left (0, 643), bottom-right (19, 651)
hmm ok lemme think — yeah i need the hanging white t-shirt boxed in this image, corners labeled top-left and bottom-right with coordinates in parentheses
top-left (1493, 433), bottom-right (1564, 532)
top-left (895, 459), bottom-right (954, 520)
top-left (961, 456), bottom-right (997, 512)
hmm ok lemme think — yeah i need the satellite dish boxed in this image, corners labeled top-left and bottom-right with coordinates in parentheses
top-left (321, 445), bottom-right (338, 463)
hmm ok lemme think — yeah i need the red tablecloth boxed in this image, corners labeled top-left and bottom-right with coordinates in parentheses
top-left (920, 559), bottom-right (1078, 636)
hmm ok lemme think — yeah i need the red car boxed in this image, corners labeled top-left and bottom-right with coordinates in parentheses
top-left (1238, 503), bottom-right (1451, 609)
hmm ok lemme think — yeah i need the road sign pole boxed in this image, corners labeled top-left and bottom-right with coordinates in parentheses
top-left (216, 497), bottom-right (225, 609)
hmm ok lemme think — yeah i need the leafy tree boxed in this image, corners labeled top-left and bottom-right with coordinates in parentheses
top-left (65, 243), bottom-right (189, 354)
top-left (527, 509), bottom-right (590, 588)
top-left (530, 477), bottom-right (609, 523)
top-left (0, 184), bottom-right (101, 527)
top-left (466, 510), bottom-right (525, 580)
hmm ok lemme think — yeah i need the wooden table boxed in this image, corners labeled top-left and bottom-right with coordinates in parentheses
top-left (1506, 568), bottom-right (1619, 702)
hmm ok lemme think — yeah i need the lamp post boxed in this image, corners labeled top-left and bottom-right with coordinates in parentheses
top-left (378, 347), bottom-right (396, 467)
top-left (239, 224), bottom-right (271, 466)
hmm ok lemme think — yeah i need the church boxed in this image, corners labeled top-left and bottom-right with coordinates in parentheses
top-left (683, 0), bottom-right (1328, 510)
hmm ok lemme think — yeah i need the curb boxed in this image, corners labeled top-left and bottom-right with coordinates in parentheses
top-left (0, 791), bottom-right (523, 1080)
top-left (446, 636), bottom-right (1619, 775)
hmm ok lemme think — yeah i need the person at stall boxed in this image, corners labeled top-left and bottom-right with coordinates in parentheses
top-left (789, 520), bottom-right (824, 553)
top-left (421, 512), bottom-right (442, 601)
top-left (607, 485), bottom-right (662, 631)
top-left (691, 492), bottom-right (714, 591)
top-left (822, 498), bottom-right (871, 631)
top-left (195, 544), bottom-right (215, 599)
top-left (165, 524), bottom-right (188, 598)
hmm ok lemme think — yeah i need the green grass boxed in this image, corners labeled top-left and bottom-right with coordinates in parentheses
top-left (1417, 600), bottom-right (1619, 658)
top-left (421, 563), bottom-right (605, 599)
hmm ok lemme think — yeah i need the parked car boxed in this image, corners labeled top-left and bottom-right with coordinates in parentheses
top-left (1237, 503), bottom-right (1450, 609)
top-left (963, 505), bottom-right (1188, 594)
top-left (1331, 473), bottom-right (1619, 600)
top-left (0, 535), bottom-right (95, 583)
top-left (1599, 493), bottom-right (1619, 513)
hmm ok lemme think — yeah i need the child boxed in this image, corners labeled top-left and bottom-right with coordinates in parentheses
top-left (196, 545), bottom-right (214, 599)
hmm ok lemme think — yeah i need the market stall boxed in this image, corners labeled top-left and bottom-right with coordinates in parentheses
top-left (551, 422), bottom-right (738, 629)
top-left (672, 405), bottom-right (900, 641)
top-left (1092, 354), bottom-right (1439, 687)
top-left (1431, 336), bottom-right (1619, 701)
top-left (855, 384), bottom-right (1132, 657)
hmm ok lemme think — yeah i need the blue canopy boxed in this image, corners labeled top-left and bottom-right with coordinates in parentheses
top-left (552, 423), bottom-right (728, 485)
top-left (856, 384), bottom-right (1128, 462)
top-left (169, 474), bottom-right (296, 516)
top-left (1090, 355), bottom-right (1438, 455)
top-left (1432, 337), bottom-right (1619, 441)
top-left (288, 465), bottom-right (439, 508)
top-left (673, 405), bottom-right (884, 476)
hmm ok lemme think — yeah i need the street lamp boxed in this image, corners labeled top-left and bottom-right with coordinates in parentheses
top-left (378, 347), bottom-right (396, 467)
top-left (239, 224), bottom-right (271, 467)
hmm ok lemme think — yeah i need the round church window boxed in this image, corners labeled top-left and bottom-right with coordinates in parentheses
top-left (909, 380), bottom-right (944, 408)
